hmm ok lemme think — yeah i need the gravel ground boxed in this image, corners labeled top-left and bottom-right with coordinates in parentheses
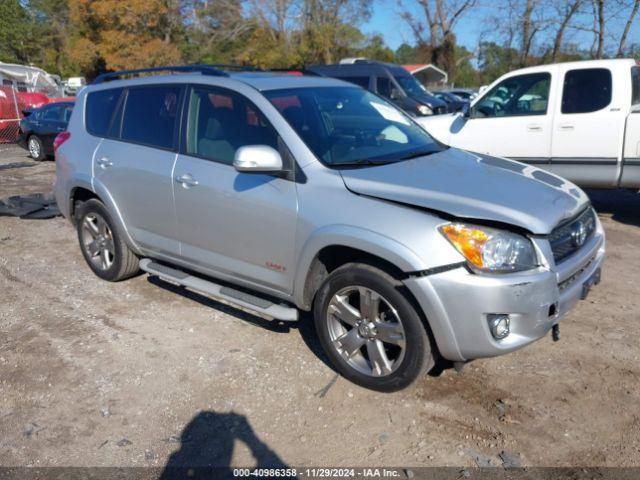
top-left (1, 144), bottom-right (639, 469)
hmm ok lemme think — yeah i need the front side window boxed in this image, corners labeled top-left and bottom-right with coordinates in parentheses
top-left (185, 86), bottom-right (278, 165)
top-left (264, 86), bottom-right (444, 167)
top-left (472, 72), bottom-right (551, 118)
top-left (42, 105), bottom-right (63, 121)
top-left (121, 85), bottom-right (181, 149)
top-left (562, 68), bottom-right (612, 114)
top-left (86, 88), bottom-right (123, 137)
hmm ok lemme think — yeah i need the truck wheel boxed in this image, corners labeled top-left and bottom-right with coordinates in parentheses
top-left (76, 199), bottom-right (139, 281)
top-left (314, 263), bottom-right (434, 392)
top-left (28, 135), bottom-right (45, 161)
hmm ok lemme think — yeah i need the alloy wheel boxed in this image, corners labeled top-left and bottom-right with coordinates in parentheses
top-left (326, 286), bottom-right (406, 377)
top-left (80, 213), bottom-right (115, 270)
top-left (28, 137), bottom-right (40, 159)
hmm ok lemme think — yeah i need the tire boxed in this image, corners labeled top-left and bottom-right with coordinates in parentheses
top-left (313, 263), bottom-right (434, 392)
top-left (75, 199), bottom-right (139, 281)
top-left (27, 135), bottom-right (45, 161)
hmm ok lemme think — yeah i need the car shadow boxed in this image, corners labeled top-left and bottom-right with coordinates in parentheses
top-left (159, 410), bottom-right (289, 480)
top-left (0, 161), bottom-right (37, 171)
top-left (586, 188), bottom-right (640, 228)
top-left (146, 276), bottom-right (334, 371)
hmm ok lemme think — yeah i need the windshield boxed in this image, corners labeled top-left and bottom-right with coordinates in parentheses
top-left (394, 75), bottom-right (431, 97)
top-left (264, 87), bottom-right (444, 166)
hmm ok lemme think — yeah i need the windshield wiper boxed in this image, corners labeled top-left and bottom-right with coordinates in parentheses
top-left (331, 158), bottom-right (394, 167)
top-left (397, 149), bottom-right (442, 160)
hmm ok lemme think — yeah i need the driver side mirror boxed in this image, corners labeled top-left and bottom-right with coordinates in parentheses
top-left (233, 145), bottom-right (283, 173)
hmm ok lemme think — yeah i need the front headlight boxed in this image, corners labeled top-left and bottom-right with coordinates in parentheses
top-left (417, 104), bottom-right (433, 116)
top-left (439, 223), bottom-right (537, 273)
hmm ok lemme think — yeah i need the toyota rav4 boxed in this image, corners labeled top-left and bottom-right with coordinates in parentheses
top-left (54, 66), bottom-right (605, 392)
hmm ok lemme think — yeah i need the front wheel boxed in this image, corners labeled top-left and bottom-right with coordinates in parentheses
top-left (314, 264), bottom-right (434, 392)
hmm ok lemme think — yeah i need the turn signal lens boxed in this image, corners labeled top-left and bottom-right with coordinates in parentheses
top-left (439, 224), bottom-right (489, 268)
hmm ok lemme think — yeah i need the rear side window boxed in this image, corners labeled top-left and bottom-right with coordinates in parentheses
top-left (62, 104), bottom-right (73, 122)
top-left (632, 67), bottom-right (640, 106)
top-left (339, 76), bottom-right (370, 89)
top-left (86, 88), bottom-right (123, 137)
top-left (376, 77), bottom-right (392, 97)
top-left (562, 68), bottom-right (612, 114)
top-left (185, 86), bottom-right (278, 165)
top-left (121, 85), bottom-right (181, 150)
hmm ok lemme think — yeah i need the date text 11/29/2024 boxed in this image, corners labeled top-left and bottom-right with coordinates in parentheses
top-left (233, 468), bottom-right (407, 478)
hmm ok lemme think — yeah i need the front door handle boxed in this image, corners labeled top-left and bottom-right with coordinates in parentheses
top-left (96, 157), bottom-right (113, 169)
top-left (175, 173), bottom-right (199, 188)
top-left (527, 124), bottom-right (542, 131)
top-left (559, 124), bottom-right (575, 131)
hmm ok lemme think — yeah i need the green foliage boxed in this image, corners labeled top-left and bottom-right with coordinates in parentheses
top-left (0, 0), bottom-right (34, 64)
top-left (1, 0), bottom-right (637, 86)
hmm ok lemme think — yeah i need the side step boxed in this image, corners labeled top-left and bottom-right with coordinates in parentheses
top-left (139, 259), bottom-right (298, 322)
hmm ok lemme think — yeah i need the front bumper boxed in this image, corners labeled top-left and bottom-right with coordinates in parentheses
top-left (404, 221), bottom-right (605, 362)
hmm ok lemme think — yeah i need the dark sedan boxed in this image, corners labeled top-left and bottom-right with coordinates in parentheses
top-left (18, 101), bottom-right (74, 160)
top-left (432, 91), bottom-right (469, 113)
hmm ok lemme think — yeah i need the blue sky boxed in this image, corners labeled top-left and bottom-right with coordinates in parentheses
top-left (363, 1), bottom-right (640, 54)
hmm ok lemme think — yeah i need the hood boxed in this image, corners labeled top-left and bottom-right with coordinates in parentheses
top-left (412, 93), bottom-right (446, 109)
top-left (339, 149), bottom-right (590, 234)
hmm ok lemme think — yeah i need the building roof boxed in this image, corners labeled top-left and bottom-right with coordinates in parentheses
top-left (402, 64), bottom-right (448, 78)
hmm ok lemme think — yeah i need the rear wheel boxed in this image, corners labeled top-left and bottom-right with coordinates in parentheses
top-left (76, 199), bottom-right (139, 281)
top-left (27, 135), bottom-right (45, 161)
top-left (314, 263), bottom-right (434, 392)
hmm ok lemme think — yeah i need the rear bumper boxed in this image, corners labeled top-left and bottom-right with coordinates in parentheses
top-left (404, 222), bottom-right (605, 362)
top-left (16, 132), bottom-right (27, 150)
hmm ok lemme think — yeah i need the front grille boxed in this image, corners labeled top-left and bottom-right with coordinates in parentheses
top-left (549, 208), bottom-right (597, 263)
top-left (434, 106), bottom-right (448, 115)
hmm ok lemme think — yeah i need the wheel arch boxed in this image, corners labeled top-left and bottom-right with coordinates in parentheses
top-left (293, 226), bottom-right (427, 311)
top-left (70, 183), bottom-right (142, 255)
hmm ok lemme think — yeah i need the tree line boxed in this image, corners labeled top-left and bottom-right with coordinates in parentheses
top-left (0, 0), bottom-right (638, 87)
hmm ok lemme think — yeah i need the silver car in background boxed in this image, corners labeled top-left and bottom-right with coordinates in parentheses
top-left (54, 66), bottom-right (604, 391)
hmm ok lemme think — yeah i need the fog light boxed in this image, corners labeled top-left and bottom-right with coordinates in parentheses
top-left (488, 314), bottom-right (510, 339)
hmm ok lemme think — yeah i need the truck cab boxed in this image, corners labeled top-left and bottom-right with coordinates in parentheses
top-left (417, 59), bottom-right (640, 188)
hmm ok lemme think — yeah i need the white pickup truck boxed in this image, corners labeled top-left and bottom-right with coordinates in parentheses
top-left (417, 59), bottom-right (640, 188)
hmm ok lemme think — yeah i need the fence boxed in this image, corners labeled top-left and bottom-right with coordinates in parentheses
top-left (0, 86), bottom-right (22, 144)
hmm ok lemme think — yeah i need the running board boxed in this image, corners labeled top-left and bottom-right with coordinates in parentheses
top-left (139, 259), bottom-right (298, 322)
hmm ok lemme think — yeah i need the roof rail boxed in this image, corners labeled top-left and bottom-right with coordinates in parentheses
top-left (92, 65), bottom-right (230, 84)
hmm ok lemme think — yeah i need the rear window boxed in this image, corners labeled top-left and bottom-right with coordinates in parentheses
top-left (562, 68), bottom-right (612, 114)
top-left (86, 88), bottom-right (123, 137)
top-left (632, 67), bottom-right (640, 106)
top-left (121, 85), bottom-right (181, 150)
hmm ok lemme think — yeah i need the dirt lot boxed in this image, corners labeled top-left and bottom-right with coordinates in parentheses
top-left (1, 144), bottom-right (639, 470)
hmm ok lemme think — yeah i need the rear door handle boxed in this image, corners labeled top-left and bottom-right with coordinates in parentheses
top-left (175, 173), bottom-right (199, 188)
top-left (559, 124), bottom-right (574, 131)
top-left (96, 157), bottom-right (113, 169)
top-left (527, 124), bottom-right (542, 131)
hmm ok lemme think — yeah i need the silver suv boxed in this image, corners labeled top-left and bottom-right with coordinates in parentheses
top-left (54, 66), bottom-right (605, 392)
